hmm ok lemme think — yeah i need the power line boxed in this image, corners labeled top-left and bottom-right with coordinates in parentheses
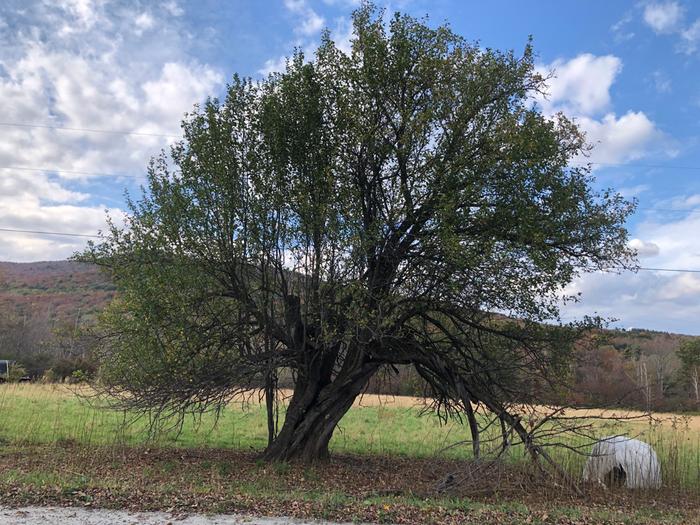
top-left (637, 207), bottom-right (700, 215)
top-left (0, 121), bottom-right (179, 139)
top-left (587, 161), bottom-right (700, 171)
top-left (638, 267), bottom-right (700, 274)
top-left (0, 165), bottom-right (144, 179)
top-left (0, 227), bottom-right (102, 239)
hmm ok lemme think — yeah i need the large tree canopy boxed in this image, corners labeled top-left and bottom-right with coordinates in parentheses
top-left (81, 5), bottom-right (635, 463)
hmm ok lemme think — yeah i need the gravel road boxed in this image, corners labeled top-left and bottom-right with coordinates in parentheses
top-left (0, 507), bottom-right (372, 525)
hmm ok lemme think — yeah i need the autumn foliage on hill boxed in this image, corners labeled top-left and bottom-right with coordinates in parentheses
top-left (0, 261), bottom-right (114, 380)
top-left (0, 260), bottom-right (114, 320)
top-left (1, 259), bottom-right (698, 410)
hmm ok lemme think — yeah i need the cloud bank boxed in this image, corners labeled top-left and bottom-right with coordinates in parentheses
top-left (0, 0), bottom-right (224, 261)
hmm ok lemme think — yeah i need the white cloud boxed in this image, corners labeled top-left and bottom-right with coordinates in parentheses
top-left (284, 0), bottom-right (325, 36)
top-left (0, 171), bottom-right (87, 204)
top-left (657, 273), bottom-right (700, 301)
top-left (576, 111), bottom-right (660, 164)
top-left (643, 1), bottom-right (684, 34)
top-left (321, 0), bottom-right (361, 5)
top-left (53, 0), bottom-right (102, 34)
top-left (257, 40), bottom-right (320, 76)
top-left (0, 45), bottom-right (222, 174)
top-left (641, 216), bottom-right (700, 270)
top-left (536, 50), bottom-right (692, 332)
top-left (640, 1), bottom-right (700, 55)
top-left (0, 0), bottom-right (224, 261)
top-left (162, 1), bottom-right (184, 17)
top-left (610, 13), bottom-right (635, 42)
top-left (258, 14), bottom-right (356, 75)
top-left (134, 12), bottom-right (155, 32)
top-left (258, 0), bottom-right (339, 74)
top-left (540, 53), bottom-right (622, 115)
top-left (562, 270), bottom-right (700, 334)
top-left (300, 13), bottom-right (325, 36)
top-left (331, 16), bottom-right (354, 55)
top-left (258, 55), bottom-right (289, 76)
top-left (681, 19), bottom-right (700, 54)
top-left (0, 199), bottom-right (122, 262)
top-left (665, 194), bottom-right (700, 208)
top-left (563, 210), bottom-right (700, 334)
top-left (651, 70), bottom-right (672, 93)
top-left (628, 238), bottom-right (660, 258)
top-left (0, 169), bottom-right (125, 261)
top-left (536, 54), bottom-right (666, 166)
top-left (142, 62), bottom-right (223, 125)
top-left (538, 54), bottom-right (621, 117)
top-left (618, 184), bottom-right (650, 198)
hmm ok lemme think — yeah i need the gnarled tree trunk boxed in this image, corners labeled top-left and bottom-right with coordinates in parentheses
top-left (264, 360), bottom-right (379, 462)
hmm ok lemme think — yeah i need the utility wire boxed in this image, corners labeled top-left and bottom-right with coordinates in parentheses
top-left (0, 227), bottom-right (102, 238)
top-left (0, 121), bottom-right (179, 139)
top-left (587, 161), bottom-right (700, 171)
top-left (637, 207), bottom-right (700, 215)
top-left (638, 267), bottom-right (700, 274)
top-left (0, 165), bottom-right (144, 179)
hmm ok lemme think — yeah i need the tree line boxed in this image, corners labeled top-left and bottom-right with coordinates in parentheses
top-left (2, 308), bottom-right (700, 413)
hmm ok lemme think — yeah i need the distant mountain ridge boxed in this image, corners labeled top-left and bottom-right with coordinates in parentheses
top-left (1, 260), bottom-right (698, 409)
top-left (0, 259), bottom-right (694, 344)
top-left (0, 260), bottom-right (115, 323)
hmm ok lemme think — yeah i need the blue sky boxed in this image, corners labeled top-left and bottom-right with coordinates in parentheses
top-left (0, 0), bottom-right (699, 334)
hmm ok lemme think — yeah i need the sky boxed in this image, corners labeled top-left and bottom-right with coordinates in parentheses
top-left (0, 0), bottom-right (699, 334)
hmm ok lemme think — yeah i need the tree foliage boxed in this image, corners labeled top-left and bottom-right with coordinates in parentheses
top-left (80, 5), bottom-right (635, 462)
top-left (677, 339), bottom-right (700, 403)
top-left (678, 340), bottom-right (700, 371)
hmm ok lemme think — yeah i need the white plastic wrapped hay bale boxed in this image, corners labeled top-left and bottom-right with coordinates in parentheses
top-left (583, 436), bottom-right (661, 489)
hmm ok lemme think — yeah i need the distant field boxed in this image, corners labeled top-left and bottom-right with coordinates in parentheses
top-left (1, 383), bottom-right (699, 489)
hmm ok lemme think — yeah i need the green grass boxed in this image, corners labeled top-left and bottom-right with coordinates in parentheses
top-left (1, 383), bottom-right (699, 489)
top-left (0, 384), bottom-right (469, 456)
top-left (0, 385), bottom-right (698, 525)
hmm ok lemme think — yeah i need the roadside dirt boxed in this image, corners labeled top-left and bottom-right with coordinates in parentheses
top-left (1, 443), bottom-right (698, 524)
top-left (0, 506), bottom-right (364, 525)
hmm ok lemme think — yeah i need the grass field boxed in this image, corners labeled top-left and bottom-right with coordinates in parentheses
top-left (0, 384), bottom-right (471, 456)
top-left (1, 384), bottom-right (699, 524)
top-left (1, 384), bottom-right (699, 486)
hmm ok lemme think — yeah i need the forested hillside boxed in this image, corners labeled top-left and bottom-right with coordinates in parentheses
top-left (572, 328), bottom-right (696, 411)
top-left (0, 261), bottom-right (698, 410)
top-left (0, 261), bottom-right (115, 379)
top-left (0, 260), bottom-right (115, 321)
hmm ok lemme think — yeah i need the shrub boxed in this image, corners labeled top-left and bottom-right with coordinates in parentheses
top-left (7, 363), bottom-right (28, 382)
